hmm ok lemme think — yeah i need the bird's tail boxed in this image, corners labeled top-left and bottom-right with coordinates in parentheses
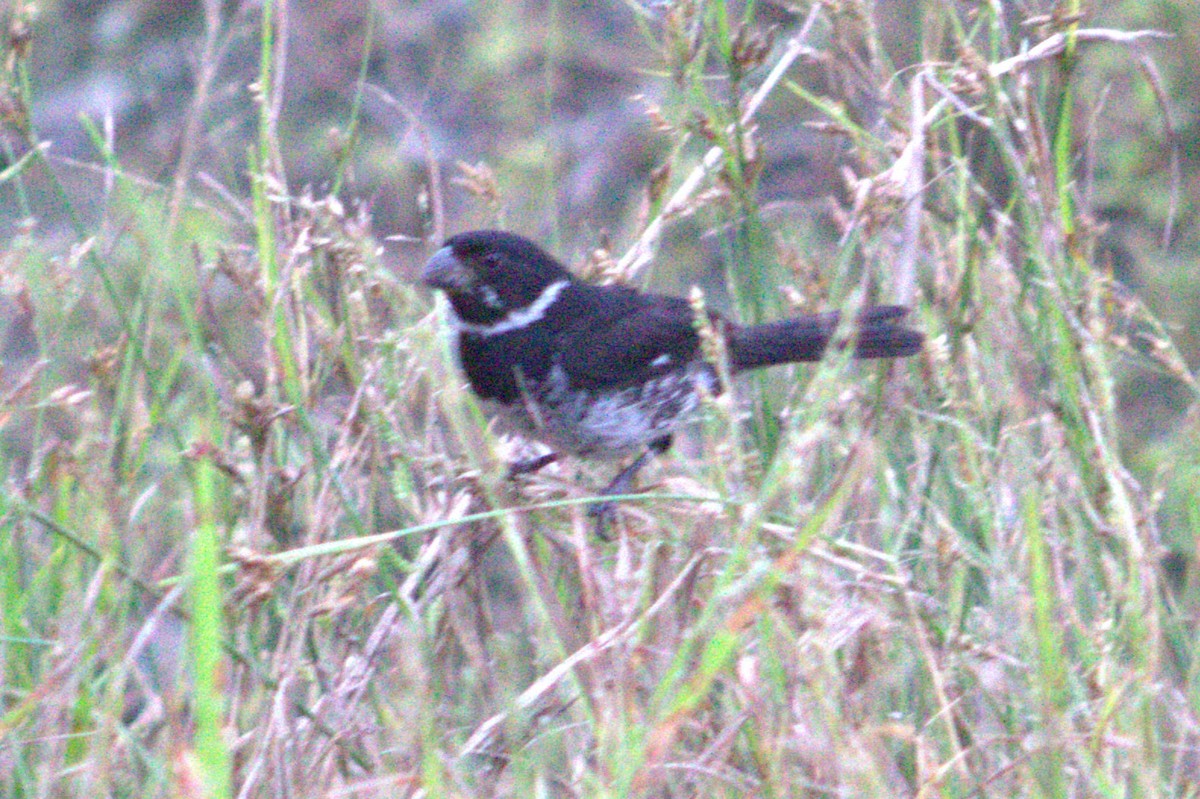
top-left (729, 306), bottom-right (923, 371)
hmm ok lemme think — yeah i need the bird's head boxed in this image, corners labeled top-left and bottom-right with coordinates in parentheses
top-left (422, 230), bottom-right (574, 333)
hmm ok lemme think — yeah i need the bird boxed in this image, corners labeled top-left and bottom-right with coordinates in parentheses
top-left (422, 229), bottom-right (922, 526)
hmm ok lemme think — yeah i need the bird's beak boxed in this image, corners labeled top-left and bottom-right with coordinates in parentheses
top-left (422, 246), bottom-right (473, 291)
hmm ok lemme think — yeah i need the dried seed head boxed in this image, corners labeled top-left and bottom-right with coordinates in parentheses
top-left (731, 23), bottom-right (776, 79)
top-left (633, 94), bottom-right (674, 134)
top-left (647, 162), bottom-right (672, 207)
top-left (7, 4), bottom-right (34, 65)
top-left (0, 82), bottom-right (28, 132)
top-left (452, 160), bottom-right (501, 210)
top-left (689, 287), bottom-right (726, 370)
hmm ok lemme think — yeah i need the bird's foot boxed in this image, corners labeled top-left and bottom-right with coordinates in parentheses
top-left (588, 484), bottom-right (630, 540)
top-left (587, 446), bottom-right (660, 539)
top-left (507, 452), bottom-right (559, 478)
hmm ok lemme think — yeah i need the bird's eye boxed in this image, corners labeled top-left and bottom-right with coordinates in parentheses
top-left (476, 284), bottom-right (504, 309)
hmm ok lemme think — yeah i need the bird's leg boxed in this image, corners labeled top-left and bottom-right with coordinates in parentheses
top-left (589, 436), bottom-right (673, 536)
top-left (507, 451), bottom-right (559, 477)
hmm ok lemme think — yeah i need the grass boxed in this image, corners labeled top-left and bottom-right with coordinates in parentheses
top-left (1, 1), bottom-right (1197, 797)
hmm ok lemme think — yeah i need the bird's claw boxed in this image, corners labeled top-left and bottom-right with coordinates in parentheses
top-left (587, 498), bottom-right (618, 540)
top-left (507, 452), bottom-right (559, 478)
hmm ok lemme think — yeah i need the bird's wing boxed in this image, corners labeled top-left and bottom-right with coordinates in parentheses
top-left (556, 289), bottom-right (706, 392)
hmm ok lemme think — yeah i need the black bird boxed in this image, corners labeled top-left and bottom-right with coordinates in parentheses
top-left (422, 230), bottom-right (922, 521)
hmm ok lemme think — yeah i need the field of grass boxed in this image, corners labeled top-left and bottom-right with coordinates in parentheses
top-left (2, 1), bottom-right (1199, 797)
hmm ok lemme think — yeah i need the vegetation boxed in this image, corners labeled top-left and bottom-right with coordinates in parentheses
top-left (1, 1), bottom-right (1197, 796)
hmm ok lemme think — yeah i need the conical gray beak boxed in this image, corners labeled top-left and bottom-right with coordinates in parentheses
top-left (422, 246), bottom-right (472, 291)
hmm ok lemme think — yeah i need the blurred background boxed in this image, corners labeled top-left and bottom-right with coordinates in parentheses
top-left (11, 1), bottom-right (1193, 240)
